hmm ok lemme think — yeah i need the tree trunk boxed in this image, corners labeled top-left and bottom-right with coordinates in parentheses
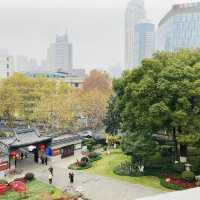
top-left (180, 144), bottom-right (187, 157)
top-left (172, 127), bottom-right (178, 162)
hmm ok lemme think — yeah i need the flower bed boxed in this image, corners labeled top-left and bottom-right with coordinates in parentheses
top-left (0, 184), bottom-right (9, 194)
top-left (160, 176), bottom-right (196, 190)
top-left (0, 172), bottom-right (35, 196)
top-left (68, 162), bottom-right (92, 170)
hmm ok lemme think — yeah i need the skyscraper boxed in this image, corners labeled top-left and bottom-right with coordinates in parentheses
top-left (46, 32), bottom-right (73, 71)
top-left (157, 2), bottom-right (200, 52)
top-left (133, 22), bottom-right (155, 67)
top-left (125, 0), bottom-right (146, 69)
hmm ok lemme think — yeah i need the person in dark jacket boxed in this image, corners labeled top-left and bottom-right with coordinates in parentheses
top-left (48, 166), bottom-right (53, 176)
top-left (45, 157), bottom-right (48, 166)
top-left (69, 172), bottom-right (74, 183)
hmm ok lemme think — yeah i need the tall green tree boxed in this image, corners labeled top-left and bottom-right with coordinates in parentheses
top-left (112, 49), bottom-right (200, 161)
top-left (104, 95), bottom-right (121, 134)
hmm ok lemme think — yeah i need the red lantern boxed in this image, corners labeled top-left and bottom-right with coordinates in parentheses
top-left (10, 151), bottom-right (17, 158)
top-left (39, 144), bottom-right (45, 150)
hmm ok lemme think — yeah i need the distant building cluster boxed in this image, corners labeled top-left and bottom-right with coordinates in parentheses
top-left (125, 1), bottom-right (200, 69)
top-left (0, 32), bottom-right (86, 88)
top-left (0, 49), bottom-right (38, 79)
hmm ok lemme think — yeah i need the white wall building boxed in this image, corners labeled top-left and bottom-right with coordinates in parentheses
top-left (125, 0), bottom-right (146, 69)
top-left (46, 32), bottom-right (73, 71)
top-left (0, 50), bottom-right (15, 79)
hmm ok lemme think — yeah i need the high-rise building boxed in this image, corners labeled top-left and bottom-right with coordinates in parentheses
top-left (133, 22), bottom-right (155, 67)
top-left (125, 0), bottom-right (146, 69)
top-left (46, 32), bottom-right (73, 71)
top-left (157, 2), bottom-right (200, 52)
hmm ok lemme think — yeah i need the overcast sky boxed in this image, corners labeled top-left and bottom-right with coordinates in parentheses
top-left (0, 0), bottom-right (197, 70)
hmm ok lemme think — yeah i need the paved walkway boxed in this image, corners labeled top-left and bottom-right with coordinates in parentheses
top-left (16, 156), bottom-right (162, 200)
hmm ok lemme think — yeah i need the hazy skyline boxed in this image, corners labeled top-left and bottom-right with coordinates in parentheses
top-left (0, 0), bottom-right (197, 70)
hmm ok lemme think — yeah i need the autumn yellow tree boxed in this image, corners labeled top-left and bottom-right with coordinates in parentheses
top-left (83, 70), bottom-right (112, 95)
top-left (79, 69), bottom-right (112, 130)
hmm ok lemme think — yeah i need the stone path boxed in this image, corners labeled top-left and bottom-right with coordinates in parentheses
top-left (18, 157), bottom-right (162, 200)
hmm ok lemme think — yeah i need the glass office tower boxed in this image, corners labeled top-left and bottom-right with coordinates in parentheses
top-left (157, 2), bottom-right (200, 52)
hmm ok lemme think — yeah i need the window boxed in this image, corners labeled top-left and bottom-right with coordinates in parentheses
top-left (6, 64), bottom-right (9, 69)
top-left (7, 72), bottom-right (9, 77)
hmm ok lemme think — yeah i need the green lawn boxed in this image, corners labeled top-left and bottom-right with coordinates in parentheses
top-left (85, 149), bottom-right (167, 191)
top-left (1, 180), bottom-right (70, 200)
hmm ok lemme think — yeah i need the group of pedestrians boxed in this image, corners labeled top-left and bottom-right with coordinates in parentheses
top-left (48, 166), bottom-right (74, 185)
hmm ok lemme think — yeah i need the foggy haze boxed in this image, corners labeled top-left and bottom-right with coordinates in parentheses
top-left (0, 0), bottom-right (197, 70)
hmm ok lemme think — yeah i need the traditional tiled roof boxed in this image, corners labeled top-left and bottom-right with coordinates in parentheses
top-left (0, 128), bottom-right (52, 149)
top-left (51, 134), bottom-right (82, 149)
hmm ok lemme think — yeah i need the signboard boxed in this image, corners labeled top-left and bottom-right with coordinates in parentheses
top-left (52, 149), bottom-right (60, 156)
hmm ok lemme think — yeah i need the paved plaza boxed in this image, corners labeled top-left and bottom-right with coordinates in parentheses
top-left (16, 155), bottom-right (162, 200)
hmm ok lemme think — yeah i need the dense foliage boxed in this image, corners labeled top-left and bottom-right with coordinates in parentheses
top-left (106, 49), bottom-right (200, 167)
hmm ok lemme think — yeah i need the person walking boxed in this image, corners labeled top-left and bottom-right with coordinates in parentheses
top-left (69, 172), bottom-right (74, 184)
top-left (48, 166), bottom-right (53, 176)
top-left (48, 172), bottom-right (53, 184)
top-left (45, 157), bottom-right (48, 166)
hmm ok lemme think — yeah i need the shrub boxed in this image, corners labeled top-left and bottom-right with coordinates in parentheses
top-left (83, 138), bottom-right (96, 152)
top-left (182, 171), bottom-right (195, 183)
top-left (24, 172), bottom-right (35, 181)
top-left (89, 155), bottom-right (102, 162)
top-left (68, 162), bottom-right (92, 170)
top-left (145, 153), bottom-right (171, 170)
top-left (81, 157), bottom-right (89, 163)
top-left (87, 152), bottom-right (102, 162)
top-left (188, 156), bottom-right (200, 174)
top-left (0, 179), bottom-right (8, 184)
top-left (87, 152), bottom-right (99, 159)
top-left (79, 161), bottom-right (87, 167)
top-left (113, 161), bottom-right (142, 177)
top-left (173, 162), bottom-right (185, 173)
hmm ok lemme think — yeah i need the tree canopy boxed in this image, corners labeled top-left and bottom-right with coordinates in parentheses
top-left (106, 49), bottom-right (200, 161)
top-left (0, 70), bottom-right (112, 133)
